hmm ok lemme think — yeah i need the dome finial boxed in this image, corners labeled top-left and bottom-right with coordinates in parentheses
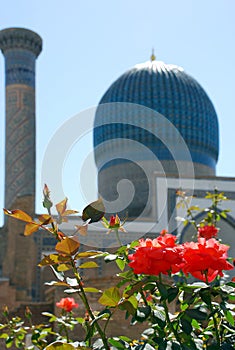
top-left (150, 48), bottom-right (156, 61)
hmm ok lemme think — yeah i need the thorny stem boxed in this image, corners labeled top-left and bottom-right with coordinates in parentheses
top-left (183, 198), bottom-right (198, 233)
top-left (158, 275), bottom-right (182, 345)
top-left (115, 228), bottom-right (122, 247)
top-left (103, 310), bottom-right (113, 335)
top-left (204, 271), bottom-right (221, 347)
top-left (211, 188), bottom-right (219, 227)
top-left (60, 316), bottom-right (70, 343)
top-left (140, 291), bottom-right (148, 307)
top-left (162, 298), bottom-right (182, 345)
top-left (70, 258), bottom-right (109, 350)
top-left (212, 312), bottom-right (221, 347)
top-left (47, 207), bottom-right (57, 236)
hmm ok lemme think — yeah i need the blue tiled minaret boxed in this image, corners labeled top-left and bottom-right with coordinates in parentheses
top-left (0, 28), bottom-right (42, 302)
top-left (0, 28), bottom-right (42, 210)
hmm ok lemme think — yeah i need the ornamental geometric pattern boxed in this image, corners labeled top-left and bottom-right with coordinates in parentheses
top-left (0, 28), bottom-right (42, 209)
top-left (94, 60), bottom-right (219, 172)
top-left (5, 85), bottom-right (36, 209)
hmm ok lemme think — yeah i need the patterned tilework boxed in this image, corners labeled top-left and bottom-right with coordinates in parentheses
top-left (0, 28), bottom-right (42, 210)
top-left (4, 49), bottom-right (36, 87)
top-left (5, 85), bottom-right (36, 209)
top-left (94, 61), bottom-right (219, 172)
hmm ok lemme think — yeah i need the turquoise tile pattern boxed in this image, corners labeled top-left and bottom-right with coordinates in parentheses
top-left (94, 60), bottom-right (219, 171)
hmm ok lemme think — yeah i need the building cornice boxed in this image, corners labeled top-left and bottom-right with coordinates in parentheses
top-left (0, 28), bottom-right (42, 57)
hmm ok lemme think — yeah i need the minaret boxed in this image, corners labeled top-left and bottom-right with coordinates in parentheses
top-left (0, 28), bottom-right (42, 211)
top-left (0, 28), bottom-right (42, 302)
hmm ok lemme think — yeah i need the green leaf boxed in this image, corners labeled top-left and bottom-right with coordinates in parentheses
top-left (75, 317), bottom-right (85, 324)
top-left (66, 277), bottom-right (79, 286)
top-left (78, 261), bottom-right (98, 269)
top-left (119, 336), bottom-right (132, 342)
top-left (227, 281), bottom-right (235, 288)
top-left (0, 333), bottom-right (8, 339)
top-left (129, 240), bottom-right (139, 249)
top-left (83, 287), bottom-right (101, 293)
top-left (135, 305), bottom-right (151, 322)
top-left (199, 289), bottom-right (212, 306)
top-left (153, 309), bottom-right (166, 327)
top-left (42, 312), bottom-right (57, 321)
top-left (225, 310), bottom-right (234, 326)
top-left (45, 341), bottom-right (78, 349)
top-left (108, 338), bottom-right (125, 350)
top-left (185, 308), bottom-right (207, 321)
top-left (64, 288), bottom-right (79, 294)
top-left (98, 287), bottom-right (121, 307)
top-left (188, 205), bottom-right (200, 211)
top-left (117, 270), bottom-right (134, 280)
top-left (82, 198), bottom-right (105, 223)
top-left (180, 303), bottom-right (188, 311)
top-left (220, 211), bottom-right (227, 218)
top-left (167, 287), bottom-right (179, 303)
top-left (5, 336), bottom-right (14, 348)
top-left (221, 285), bottom-right (235, 294)
top-left (172, 343), bottom-right (181, 350)
top-left (157, 282), bottom-right (168, 300)
top-left (180, 318), bottom-right (192, 335)
top-left (116, 258), bottom-right (125, 271)
top-left (45, 281), bottom-right (68, 286)
top-left (50, 265), bottom-right (65, 281)
top-left (191, 319), bottom-right (200, 329)
top-left (104, 254), bottom-right (117, 262)
top-left (119, 300), bottom-right (136, 316)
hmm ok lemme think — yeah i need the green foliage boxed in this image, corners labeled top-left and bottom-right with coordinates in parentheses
top-left (2, 189), bottom-right (235, 349)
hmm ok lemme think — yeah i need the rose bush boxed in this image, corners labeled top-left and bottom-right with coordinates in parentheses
top-left (1, 189), bottom-right (235, 350)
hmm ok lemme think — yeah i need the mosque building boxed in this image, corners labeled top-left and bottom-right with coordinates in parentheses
top-left (0, 27), bottom-right (235, 315)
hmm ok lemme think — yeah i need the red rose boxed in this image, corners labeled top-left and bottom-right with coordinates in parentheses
top-left (56, 297), bottom-right (79, 312)
top-left (182, 238), bottom-right (233, 282)
top-left (157, 232), bottom-right (177, 247)
top-left (128, 235), bottom-right (183, 276)
top-left (109, 215), bottom-right (116, 227)
top-left (198, 225), bottom-right (218, 239)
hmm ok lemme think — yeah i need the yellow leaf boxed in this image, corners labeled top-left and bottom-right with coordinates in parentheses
top-left (74, 251), bottom-right (103, 258)
top-left (98, 287), bottom-right (121, 307)
top-left (57, 263), bottom-right (72, 272)
top-left (39, 255), bottom-right (59, 267)
top-left (55, 236), bottom-right (80, 256)
top-left (63, 210), bottom-right (79, 216)
top-left (83, 287), bottom-right (101, 293)
top-left (79, 261), bottom-right (98, 268)
top-left (3, 209), bottom-right (32, 222)
top-left (24, 222), bottom-right (40, 236)
top-left (38, 254), bottom-right (70, 267)
top-left (56, 198), bottom-right (68, 215)
top-left (38, 214), bottom-right (53, 224)
top-left (75, 224), bottom-right (88, 236)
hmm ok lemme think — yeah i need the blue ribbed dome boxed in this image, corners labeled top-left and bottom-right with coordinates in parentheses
top-left (94, 60), bottom-right (219, 171)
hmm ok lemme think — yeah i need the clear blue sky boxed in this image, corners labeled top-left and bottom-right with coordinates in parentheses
top-left (0, 0), bottom-right (235, 225)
